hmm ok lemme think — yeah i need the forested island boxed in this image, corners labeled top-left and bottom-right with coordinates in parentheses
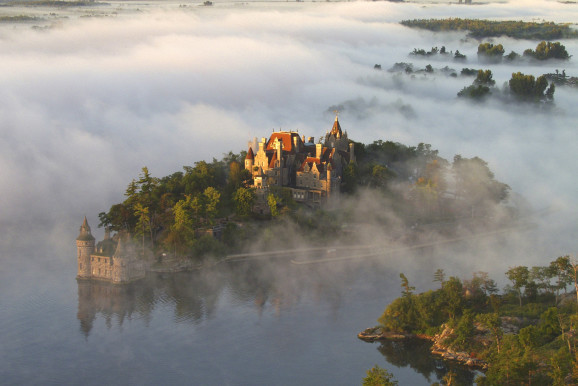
top-left (360, 256), bottom-right (578, 385)
top-left (400, 18), bottom-right (578, 40)
top-left (96, 135), bottom-right (515, 267)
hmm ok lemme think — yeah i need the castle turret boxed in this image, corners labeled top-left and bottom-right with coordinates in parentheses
top-left (76, 216), bottom-right (95, 279)
top-left (245, 147), bottom-right (254, 172)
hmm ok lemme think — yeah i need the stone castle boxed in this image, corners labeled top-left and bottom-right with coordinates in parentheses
top-left (76, 217), bottom-right (145, 283)
top-left (244, 115), bottom-right (355, 209)
top-left (76, 115), bottom-right (355, 281)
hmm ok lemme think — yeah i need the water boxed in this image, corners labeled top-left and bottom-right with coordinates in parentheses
top-left (1, 210), bottom-right (572, 385)
top-left (1, 237), bottom-right (480, 385)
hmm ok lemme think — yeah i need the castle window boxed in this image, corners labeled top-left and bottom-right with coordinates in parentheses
top-left (79, 263), bottom-right (82, 269)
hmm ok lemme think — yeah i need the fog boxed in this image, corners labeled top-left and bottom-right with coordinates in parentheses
top-left (0, 0), bottom-right (577, 274)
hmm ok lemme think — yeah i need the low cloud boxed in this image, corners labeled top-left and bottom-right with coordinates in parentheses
top-left (0, 1), bottom-right (576, 267)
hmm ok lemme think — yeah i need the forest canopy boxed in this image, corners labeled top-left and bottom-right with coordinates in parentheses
top-left (97, 140), bottom-right (513, 261)
top-left (400, 18), bottom-right (578, 40)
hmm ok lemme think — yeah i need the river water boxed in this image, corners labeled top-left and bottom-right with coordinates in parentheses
top-left (3, 221), bottom-right (562, 386)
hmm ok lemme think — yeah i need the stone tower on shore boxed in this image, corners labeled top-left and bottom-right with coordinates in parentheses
top-left (76, 216), bottom-right (95, 279)
top-left (75, 217), bottom-right (145, 284)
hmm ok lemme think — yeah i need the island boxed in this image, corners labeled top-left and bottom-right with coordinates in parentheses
top-left (359, 260), bottom-right (578, 384)
top-left (77, 114), bottom-right (519, 283)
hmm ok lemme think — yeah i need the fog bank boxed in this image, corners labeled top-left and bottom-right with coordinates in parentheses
top-left (0, 0), bottom-right (576, 265)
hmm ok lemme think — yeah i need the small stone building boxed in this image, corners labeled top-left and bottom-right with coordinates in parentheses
top-left (76, 217), bottom-right (145, 284)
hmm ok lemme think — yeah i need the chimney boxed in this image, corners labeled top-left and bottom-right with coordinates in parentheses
top-left (316, 143), bottom-right (322, 159)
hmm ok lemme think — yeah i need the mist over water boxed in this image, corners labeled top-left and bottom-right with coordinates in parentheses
top-left (0, 0), bottom-right (577, 384)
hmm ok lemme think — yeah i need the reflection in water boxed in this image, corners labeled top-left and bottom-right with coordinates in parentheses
top-left (76, 260), bottom-right (354, 337)
top-left (75, 258), bottom-right (480, 384)
top-left (376, 339), bottom-right (477, 385)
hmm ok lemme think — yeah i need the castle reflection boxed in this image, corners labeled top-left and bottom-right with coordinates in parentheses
top-left (76, 260), bottom-right (356, 337)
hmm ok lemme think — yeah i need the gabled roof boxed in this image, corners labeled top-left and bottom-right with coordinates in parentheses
top-left (265, 132), bottom-right (302, 153)
top-left (298, 157), bottom-right (324, 172)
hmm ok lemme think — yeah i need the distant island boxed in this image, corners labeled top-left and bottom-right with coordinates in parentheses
top-left (78, 115), bottom-right (519, 283)
top-left (400, 18), bottom-right (578, 40)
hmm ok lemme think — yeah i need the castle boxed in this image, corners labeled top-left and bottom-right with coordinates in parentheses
top-left (76, 217), bottom-right (145, 283)
top-left (244, 115), bottom-right (355, 209)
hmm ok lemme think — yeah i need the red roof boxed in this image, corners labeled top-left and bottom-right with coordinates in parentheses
top-left (298, 157), bottom-right (323, 172)
top-left (246, 147), bottom-right (254, 160)
top-left (268, 152), bottom-right (278, 169)
top-left (265, 132), bottom-right (302, 152)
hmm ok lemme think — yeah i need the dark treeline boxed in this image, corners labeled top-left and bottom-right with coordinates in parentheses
top-left (375, 255), bottom-right (578, 384)
top-left (97, 140), bottom-right (512, 261)
top-left (458, 69), bottom-right (556, 103)
top-left (400, 18), bottom-right (578, 40)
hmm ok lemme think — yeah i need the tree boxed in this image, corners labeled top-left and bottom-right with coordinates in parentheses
top-left (267, 193), bottom-right (279, 218)
top-left (134, 202), bottom-right (150, 256)
top-left (506, 266), bottom-right (530, 306)
top-left (509, 72), bottom-right (554, 102)
top-left (434, 269), bottom-right (446, 288)
top-left (452, 155), bottom-right (510, 216)
top-left (203, 187), bottom-right (221, 225)
top-left (524, 41), bottom-right (570, 60)
top-left (362, 365), bottom-right (398, 386)
top-left (550, 256), bottom-right (572, 304)
top-left (233, 187), bottom-right (256, 217)
top-left (169, 196), bottom-right (196, 255)
top-left (476, 313), bottom-right (503, 353)
top-left (440, 276), bottom-right (464, 320)
top-left (400, 273), bottom-right (415, 298)
top-left (474, 69), bottom-right (495, 86)
top-left (457, 84), bottom-right (490, 100)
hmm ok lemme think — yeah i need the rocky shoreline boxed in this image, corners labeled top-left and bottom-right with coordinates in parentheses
top-left (358, 325), bottom-right (489, 370)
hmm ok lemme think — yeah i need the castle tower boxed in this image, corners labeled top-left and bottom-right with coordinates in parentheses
top-left (245, 147), bottom-right (255, 172)
top-left (76, 216), bottom-right (95, 279)
top-left (111, 236), bottom-right (145, 283)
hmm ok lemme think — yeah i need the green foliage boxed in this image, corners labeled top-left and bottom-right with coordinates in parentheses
top-left (506, 266), bottom-right (530, 307)
top-left (374, 256), bottom-right (578, 385)
top-left (505, 50), bottom-right (521, 61)
top-left (474, 70), bottom-right (495, 86)
top-left (447, 310), bottom-right (475, 349)
top-left (454, 50), bottom-right (466, 60)
top-left (509, 72), bottom-right (555, 102)
top-left (400, 273), bottom-right (415, 298)
top-left (362, 365), bottom-right (398, 386)
top-left (233, 187), bottom-right (256, 217)
top-left (452, 155), bottom-right (510, 211)
top-left (523, 41), bottom-right (571, 60)
top-left (400, 18), bottom-right (578, 40)
top-left (460, 68), bottom-right (478, 77)
top-left (457, 84), bottom-right (490, 100)
top-left (267, 193), bottom-right (279, 217)
top-left (478, 43), bottom-right (505, 62)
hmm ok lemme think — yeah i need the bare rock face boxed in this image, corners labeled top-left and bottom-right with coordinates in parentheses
top-left (430, 324), bottom-right (489, 370)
